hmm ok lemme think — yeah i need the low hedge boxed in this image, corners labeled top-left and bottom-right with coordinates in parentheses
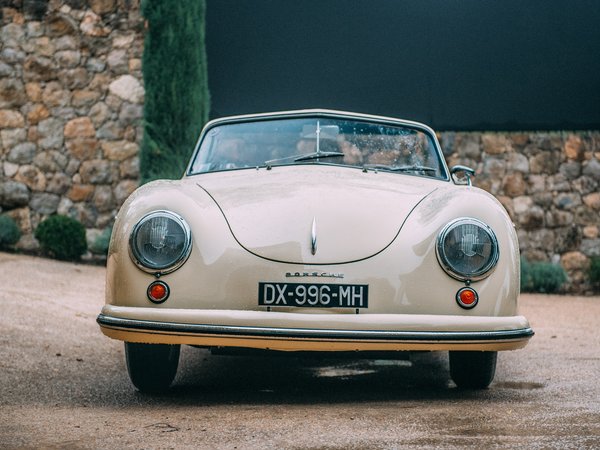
top-left (0, 215), bottom-right (21, 250)
top-left (521, 258), bottom-right (567, 294)
top-left (35, 215), bottom-right (87, 261)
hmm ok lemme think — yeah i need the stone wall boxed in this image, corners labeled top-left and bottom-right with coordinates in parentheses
top-left (1, 2), bottom-right (599, 293)
top-left (0, 0), bottom-right (143, 250)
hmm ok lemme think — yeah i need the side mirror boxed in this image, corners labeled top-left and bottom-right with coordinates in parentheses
top-left (451, 165), bottom-right (475, 186)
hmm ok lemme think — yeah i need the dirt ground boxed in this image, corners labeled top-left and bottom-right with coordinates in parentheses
top-left (1, 252), bottom-right (599, 449)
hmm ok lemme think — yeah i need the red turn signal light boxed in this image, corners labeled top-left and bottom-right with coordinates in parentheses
top-left (147, 281), bottom-right (170, 303)
top-left (456, 287), bottom-right (478, 309)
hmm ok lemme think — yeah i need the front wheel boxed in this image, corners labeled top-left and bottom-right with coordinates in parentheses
top-left (125, 343), bottom-right (180, 393)
top-left (449, 351), bottom-right (497, 389)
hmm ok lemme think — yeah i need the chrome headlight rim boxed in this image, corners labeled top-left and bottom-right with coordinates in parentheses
top-left (436, 217), bottom-right (499, 282)
top-left (129, 210), bottom-right (192, 274)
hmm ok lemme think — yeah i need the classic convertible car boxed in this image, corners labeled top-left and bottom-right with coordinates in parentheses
top-left (97, 109), bottom-right (533, 392)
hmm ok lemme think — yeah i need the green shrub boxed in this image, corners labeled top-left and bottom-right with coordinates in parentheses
top-left (521, 257), bottom-right (567, 294)
top-left (0, 214), bottom-right (21, 249)
top-left (35, 215), bottom-right (87, 261)
top-left (89, 227), bottom-right (112, 255)
top-left (589, 257), bottom-right (600, 291)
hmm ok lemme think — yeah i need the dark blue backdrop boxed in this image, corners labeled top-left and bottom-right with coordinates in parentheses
top-left (206, 0), bottom-right (600, 130)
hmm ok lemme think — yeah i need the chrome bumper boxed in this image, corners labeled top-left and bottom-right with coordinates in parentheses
top-left (97, 307), bottom-right (533, 352)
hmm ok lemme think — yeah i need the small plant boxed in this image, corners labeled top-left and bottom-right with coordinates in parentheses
top-left (35, 215), bottom-right (87, 261)
top-left (520, 257), bottom-right (531, 291)
top-left (521, 257), bottom-right (567, 294)
top-left (589, 257), bottom-right (600, 292)
top-left (0, 214), bottom-right (21, 250)
top-left (89, 227), bottom-right (112, 255)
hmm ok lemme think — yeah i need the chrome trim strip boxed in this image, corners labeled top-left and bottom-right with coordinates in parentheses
top-left (97, 314), bottom-right (534, 342)
top-left (311, 217), bottom-right (317, 255)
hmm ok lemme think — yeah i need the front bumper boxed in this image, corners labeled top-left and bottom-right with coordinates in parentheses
top-left (97, 306), bottom-right (533, 352)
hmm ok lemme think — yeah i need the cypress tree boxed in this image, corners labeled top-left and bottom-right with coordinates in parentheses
top-left (140, 0), bottom-right (210, 183)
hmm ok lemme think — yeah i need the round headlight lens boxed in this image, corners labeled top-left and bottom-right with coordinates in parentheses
top-left (436, 218), bottom-right (499, 281)
top-left (129, 211), bottom-right (192, 273)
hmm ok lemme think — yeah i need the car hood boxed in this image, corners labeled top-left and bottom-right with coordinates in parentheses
top-left (195, 166), bottom-right (442, 264)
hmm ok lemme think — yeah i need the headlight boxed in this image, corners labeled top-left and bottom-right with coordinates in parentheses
top-left (436, 218), bottom-right (499, 281)
top-left (129, 211), bottom-right (192, 274)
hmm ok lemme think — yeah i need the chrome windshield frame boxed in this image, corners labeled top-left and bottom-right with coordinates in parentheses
top-left (186, 109), bottom-right (451, 181)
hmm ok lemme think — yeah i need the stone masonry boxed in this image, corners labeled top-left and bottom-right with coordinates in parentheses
top-left (1, 2), bottom-right (599, 293)
top-left (0, 0), bottom-right (143, 250)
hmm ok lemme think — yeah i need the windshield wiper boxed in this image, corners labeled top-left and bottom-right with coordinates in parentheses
top-left (264, 151), bottom-right (345, 165)
top-left (294, 151), bottom-right (345, 162)
top-left (362, 164), bottom-right (438, 174)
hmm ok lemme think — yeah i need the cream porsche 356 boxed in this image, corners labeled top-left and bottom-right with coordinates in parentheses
top-left (97, 109), bottom-right (533, 392)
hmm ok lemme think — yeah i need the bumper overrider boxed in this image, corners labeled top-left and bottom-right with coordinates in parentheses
top-left (97, 306), bottom-right (533, 352)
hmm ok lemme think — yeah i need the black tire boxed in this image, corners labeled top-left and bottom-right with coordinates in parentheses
top-left (124, 342), bottom-right (180, 393)
top-left (449, 351), bottom-right (497, 389)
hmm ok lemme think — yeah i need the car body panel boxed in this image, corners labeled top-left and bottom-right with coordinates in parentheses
top-left (195, 166), bottom-right (441, 264)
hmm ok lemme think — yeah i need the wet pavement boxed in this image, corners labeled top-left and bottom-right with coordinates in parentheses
top-left (1, 252), bottom-right (599, 449)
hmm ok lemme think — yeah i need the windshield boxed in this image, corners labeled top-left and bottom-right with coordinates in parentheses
top-left (189, 117), bottom-right (447, 179)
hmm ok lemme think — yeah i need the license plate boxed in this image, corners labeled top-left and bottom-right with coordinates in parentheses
top-left (258, 282), bottom-right (368, 308)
